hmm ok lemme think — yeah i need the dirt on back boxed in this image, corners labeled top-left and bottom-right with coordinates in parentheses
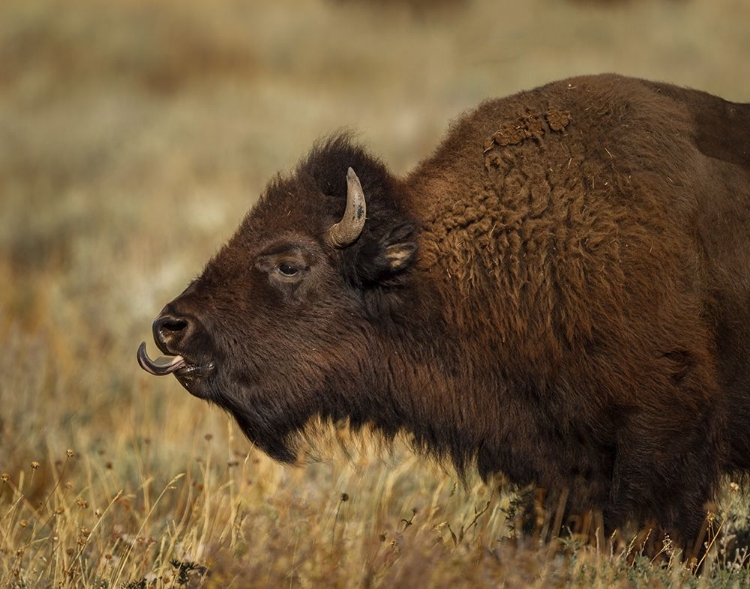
top-left (483, 108), bottom-right (571, 153)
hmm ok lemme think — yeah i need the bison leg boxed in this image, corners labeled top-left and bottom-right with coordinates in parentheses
top-left (609, 400), bottom-right (725, 557)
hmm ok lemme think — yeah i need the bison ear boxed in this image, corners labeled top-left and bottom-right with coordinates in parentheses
top-left (382, 225), bottom-right (417, 273)
top-left (359, 222), bottom-right (417, 282)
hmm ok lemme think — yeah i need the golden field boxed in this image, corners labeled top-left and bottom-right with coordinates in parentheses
top-left (1, 0), bottom-right (749, 586)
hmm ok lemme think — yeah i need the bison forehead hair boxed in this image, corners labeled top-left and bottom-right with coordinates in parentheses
top-left (139, 73), bottom-right (750, 553)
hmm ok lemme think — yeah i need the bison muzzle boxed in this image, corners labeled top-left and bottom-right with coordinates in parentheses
top-left (138, 74), bottom-right (750, 555)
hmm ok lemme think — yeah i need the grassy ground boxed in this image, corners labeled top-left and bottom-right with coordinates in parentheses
top-left (1, 0), bottom-right (749, 586)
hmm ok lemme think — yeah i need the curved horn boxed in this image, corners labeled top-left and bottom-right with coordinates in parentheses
top-left (328, 167), bottom-right (366, 248)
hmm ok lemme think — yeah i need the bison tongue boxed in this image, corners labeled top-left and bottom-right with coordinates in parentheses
top-left (137, 342), bottom-right (187, 376)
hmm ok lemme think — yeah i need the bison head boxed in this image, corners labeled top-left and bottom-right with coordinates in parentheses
top-left (138, 137), bottom-right (422, 462)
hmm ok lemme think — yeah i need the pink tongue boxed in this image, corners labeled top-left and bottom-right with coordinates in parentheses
top-left (137, 342), bottom-right (187, 376)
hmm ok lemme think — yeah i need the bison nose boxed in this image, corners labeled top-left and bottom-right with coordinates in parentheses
top-left (153, 313), bottom-right (191, 354)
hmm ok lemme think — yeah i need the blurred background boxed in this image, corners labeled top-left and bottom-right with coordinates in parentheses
top-left (1, 0), bottom-right (748, 585)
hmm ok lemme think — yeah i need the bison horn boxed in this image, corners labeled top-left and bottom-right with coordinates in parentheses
top-left (328, 167), bottom-right (366, 248)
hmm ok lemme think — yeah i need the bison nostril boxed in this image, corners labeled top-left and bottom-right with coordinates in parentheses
top-left (160, 318), bottom-right (188, 334)
top-left (153, 314), bottom-right (190, 352)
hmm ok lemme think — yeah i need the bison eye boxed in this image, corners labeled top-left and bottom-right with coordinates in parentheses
top-left (277, 263), bottom-right (299, 277)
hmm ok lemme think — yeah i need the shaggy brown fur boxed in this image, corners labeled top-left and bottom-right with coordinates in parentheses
top-left (142, 74), bottom-right (750, 554)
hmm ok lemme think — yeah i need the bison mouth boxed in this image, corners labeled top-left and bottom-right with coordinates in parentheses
top-left (137, 342), bottom-right (215, 391)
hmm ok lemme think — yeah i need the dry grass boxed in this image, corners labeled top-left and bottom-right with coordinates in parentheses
top-left (1, 0), bottom-right (749, 586)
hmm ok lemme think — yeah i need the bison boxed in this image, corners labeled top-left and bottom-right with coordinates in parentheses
top-left (138, 73), bottom-right (750, 554)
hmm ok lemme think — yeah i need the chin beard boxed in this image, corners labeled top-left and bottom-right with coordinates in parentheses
top-left (214, 384), bottom-right (312, 464)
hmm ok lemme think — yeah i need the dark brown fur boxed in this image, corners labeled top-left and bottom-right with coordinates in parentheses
top-left (146, 74), bottom-right (750, 553)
